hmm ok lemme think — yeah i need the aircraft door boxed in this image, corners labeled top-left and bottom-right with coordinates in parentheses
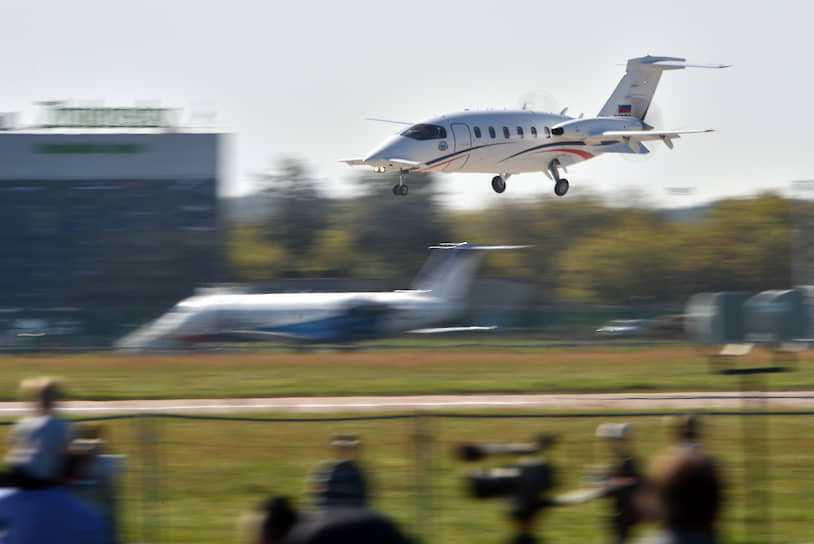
top-left (448, 123), bottom-right (471, 171)
top-left (451, 123), bottom-right (471, 152)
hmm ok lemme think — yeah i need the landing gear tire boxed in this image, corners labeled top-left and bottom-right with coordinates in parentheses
top-left (491, 175), bottom-right (506, 194)
top-left (554, 178), bottom-right (569, 197)
top-left (393, 184), bottom-right (408, 196)
top-left (393, 184), bottom-right (400, 196)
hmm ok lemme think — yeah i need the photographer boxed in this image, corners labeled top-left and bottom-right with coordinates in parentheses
top-left (596, 423), bottom-right (642, 544)
top-left (307, 434), bottom-right (369, 508)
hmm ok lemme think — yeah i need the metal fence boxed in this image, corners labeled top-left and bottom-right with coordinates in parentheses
top-left (3, 410), bottom-right (812, 544)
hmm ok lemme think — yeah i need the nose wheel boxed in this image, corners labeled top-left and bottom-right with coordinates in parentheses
top-left (392, 170), bottom-right (408, 196)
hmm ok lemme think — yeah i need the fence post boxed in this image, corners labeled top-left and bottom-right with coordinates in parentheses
top-left (139, 414), bottom-right (162, 544)
top-left (412, 413), bottom-right (435, 543)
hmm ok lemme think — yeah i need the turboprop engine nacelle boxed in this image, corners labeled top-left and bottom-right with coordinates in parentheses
top-left (550, 117), bottom-right (645, 139)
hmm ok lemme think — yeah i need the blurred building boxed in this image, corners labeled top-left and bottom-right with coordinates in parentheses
top-left (0, 103), bottom-right (222, 342)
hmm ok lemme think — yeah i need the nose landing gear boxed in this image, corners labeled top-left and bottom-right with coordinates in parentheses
top-left (392, 170), bottom-right (408, 196)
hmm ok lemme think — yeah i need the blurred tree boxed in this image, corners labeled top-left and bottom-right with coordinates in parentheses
top-left (256, 157), bottom-right (334, 273)
top-left (341, 171), bottom-right (452, 278)
top-left (228, 225), bottom-right (288, 280)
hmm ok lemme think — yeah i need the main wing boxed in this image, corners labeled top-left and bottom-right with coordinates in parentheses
top-left (587, 129), bottom-right (715, 150)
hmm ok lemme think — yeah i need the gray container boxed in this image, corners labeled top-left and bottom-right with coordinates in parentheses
top-left (744, 289), bottom-right (808, 344)
top-left (684, 292), bottom-right (751, 344)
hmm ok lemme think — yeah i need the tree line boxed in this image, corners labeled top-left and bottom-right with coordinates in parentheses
top-left (226, 159), bottom-right (812, 305)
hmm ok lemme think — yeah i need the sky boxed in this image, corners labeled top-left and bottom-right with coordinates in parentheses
top-left (1, 0), bottom-right (812, 209)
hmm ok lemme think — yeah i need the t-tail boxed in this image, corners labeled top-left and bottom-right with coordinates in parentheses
top-left (410, 243), bottom-right (527, 302)
top-left (598, 56), bottom-right (730, 121)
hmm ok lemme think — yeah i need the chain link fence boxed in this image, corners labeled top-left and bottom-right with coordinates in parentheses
top-left (4, 410), bottom-right (813, 544)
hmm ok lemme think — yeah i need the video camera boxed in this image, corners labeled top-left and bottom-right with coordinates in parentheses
top-left (456, 434), bottom-right (558, 522)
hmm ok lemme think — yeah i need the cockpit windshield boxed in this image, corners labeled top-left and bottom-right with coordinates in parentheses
top-left (401, 124), bottom-right (447, 141)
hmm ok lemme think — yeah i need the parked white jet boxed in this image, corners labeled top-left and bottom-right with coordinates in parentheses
top-left (114, 243), bottom-right (522, 351)
top-left (344, 56), bottom-right (728, 197)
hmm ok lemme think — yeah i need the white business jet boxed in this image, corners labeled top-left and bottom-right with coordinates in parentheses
top-left (114, 243), bottom-right (522, 351)
top-left (343, 55), bottom-right (728, 197)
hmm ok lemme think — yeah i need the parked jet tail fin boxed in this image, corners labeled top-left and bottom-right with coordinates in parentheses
top-left (411, 243), bottom-right (527, 302)
top-left (598, 55), bottom-right (729, 121)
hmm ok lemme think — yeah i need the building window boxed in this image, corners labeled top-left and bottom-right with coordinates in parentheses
top-left (473, 126), bottom-right (482, 138)
top-left (503, 126), bottom-right (510, 139)
top-left (488, 126), bottom-right (496, 139)
top-left (530, 126), bottom-right (538, 138)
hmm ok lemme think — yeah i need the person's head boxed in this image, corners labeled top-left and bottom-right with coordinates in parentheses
top-left (330, 434), bottom-right (361, 459)
top-left (19, 376), bottom-right (63, 414)
top-left (673, 413), bottom-right (702, 443)
top-left (647, 448), bottom-right (723, 532)
top-left (257, 496), bottom-right (299, 544)
top-left (596, 423), bottom-right (632, 455)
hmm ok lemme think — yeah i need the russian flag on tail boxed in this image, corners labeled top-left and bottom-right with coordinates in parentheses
top-left (617, 104), bottom-right (632, 115)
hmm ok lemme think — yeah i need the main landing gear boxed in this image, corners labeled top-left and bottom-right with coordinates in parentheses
top-left (548, 159), bottom-right (569, 197)
top-left (392, 170), bottom-right (408, 196)
top-left (491, 173), bottom-right (511, 194)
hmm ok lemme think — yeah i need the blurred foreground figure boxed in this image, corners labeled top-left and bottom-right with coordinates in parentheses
top-left (69, 424), bottom-right (126, 542)
top-left (308, 434), bottom-right (369, 508)
top-left (0, 380), bottom-right (113, 543)
top-left (634, 448), bottom-right (723, 544)
top-left (253, 496), bottom-right (411, 544)
top-left (670, 414), bottom-right (703, 451)
top-left (3, 377), bottom-right (71, 488)
top-left (596, 423), bottom-right (642, 544)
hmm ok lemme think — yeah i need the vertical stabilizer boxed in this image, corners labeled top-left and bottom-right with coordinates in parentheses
top-left (411, 244), bottom-right (483, 302)
top-left (598, 56), bottom-right (728, 121)
top-left (410, 243), bottom-right (526, 302)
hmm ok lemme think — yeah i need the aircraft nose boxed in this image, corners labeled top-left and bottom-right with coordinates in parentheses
top-left (363, 135), bottom-right (404, 165)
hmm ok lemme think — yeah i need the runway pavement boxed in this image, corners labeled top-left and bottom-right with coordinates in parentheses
top-left (1, 391), bottom-right (813, 415)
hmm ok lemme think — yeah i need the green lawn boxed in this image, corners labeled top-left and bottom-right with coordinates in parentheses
top-left (0, 345), bottom-right (810, 543)
top-left (41, 410), bottom-right (811, 544)
top-left (0, 345), bottom-right (809, 400)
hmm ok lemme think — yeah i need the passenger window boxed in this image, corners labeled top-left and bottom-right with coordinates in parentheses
top-left (473, 126), bottom-right (482, 138)
top-left (503, 126), bottom-right (510, 139)
top-left (530, 126), bottom-right (538, 138)
top-left (544, 127), bottom-right (551, 138)
top-left (516, 126), bottom-right (524, 138)
top-left (488, 126), bottom-right (496, 139)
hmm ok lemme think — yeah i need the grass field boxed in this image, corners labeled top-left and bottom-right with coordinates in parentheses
top-left (1, 345), bottom-right (811, 543)
top-left (0, 345), bottom-right (810, 400)
top-left (21, 409), bottom-right (808, 544)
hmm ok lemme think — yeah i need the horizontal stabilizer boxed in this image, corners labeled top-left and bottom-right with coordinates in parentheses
top-left (428, 242), bottom-right (530, 251)
top-left (650, 60), bottom-right (731, 69)
top-left (409, 325), bottom-right (497, 334)
top-left (599, 55), bottom-right (730, 120)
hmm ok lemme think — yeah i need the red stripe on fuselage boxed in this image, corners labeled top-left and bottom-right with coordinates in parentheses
top-left (419, 155), bottom-right (467, 171)
top-left (537, 148), bottom-right (594, 160)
